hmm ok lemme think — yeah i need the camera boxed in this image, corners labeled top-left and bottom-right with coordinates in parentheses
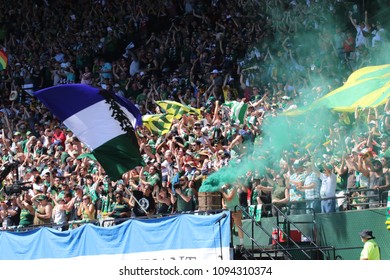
top-left (4, 184), bottom-right (33, 196)
top-left (173, 182), bottom-right (181, 189)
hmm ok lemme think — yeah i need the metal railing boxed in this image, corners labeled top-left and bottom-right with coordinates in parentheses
top-left (236, 204), bottom-right (294, 260)
top-left (237, 203), bottom-right (337, 260)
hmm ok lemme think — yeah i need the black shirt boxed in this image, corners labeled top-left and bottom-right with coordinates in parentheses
top-left (132, 190), bottom-right (156, 217)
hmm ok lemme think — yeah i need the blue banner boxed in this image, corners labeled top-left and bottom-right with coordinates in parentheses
top-left (0, 212), bottom-right (231, 260)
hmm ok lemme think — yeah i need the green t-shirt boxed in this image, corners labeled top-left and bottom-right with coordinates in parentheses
top-left (60, 152), bottom-right (69, 164)
top-left (136, 92), bottom-right (147, 104)
top-left (147, 139), bottom-right (156, 154)
top-left (176, 187), bottom-right (194, 212)
top-left (222, 185), bottom-right (240, 211)
top-left (145, 172), bottom-right (161, 188)
top-left (19, 208), bottom-right (34, 227)
top-left (109, 202), bottom-right (131, 218)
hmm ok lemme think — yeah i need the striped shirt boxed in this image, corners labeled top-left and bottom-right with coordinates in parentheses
top-left (304, 172), bottom-right (320, 200)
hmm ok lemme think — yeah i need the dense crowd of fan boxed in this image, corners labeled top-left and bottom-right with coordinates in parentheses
top-left (0, 0), bottom-right (388, 230)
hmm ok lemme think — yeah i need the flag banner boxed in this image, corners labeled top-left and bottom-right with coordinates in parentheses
top-left (34, 84), bottom-right (144, 180)
top-left (248, 204), bottom-right (262, 222)
top-left (222, 101), bottom-right (249, 124)
top-left (0, 212), bottom-right (231, 260)
top-left (0, 50), bottom-right (8, 70)
top-left (142, 113), bottom-right (174, 135)
top-left (156, 100), bottom-right (201, 120)
top-left (285, 64), bottom-right (390, 116)
top-left (345, 64), bottom-right (390, 85)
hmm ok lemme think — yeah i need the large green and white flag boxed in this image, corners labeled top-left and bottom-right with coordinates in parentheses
top-left (222, 101), bottom-right (249, 124)
top-left (34, 84), bottom-right (144, 180)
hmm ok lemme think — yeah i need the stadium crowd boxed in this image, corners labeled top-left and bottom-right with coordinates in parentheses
top-left (0, 0), bottom-right (389, 230)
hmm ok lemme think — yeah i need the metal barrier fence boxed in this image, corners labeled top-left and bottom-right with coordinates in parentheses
top-left (1, 209), bottom-right (225, 232)
top-left (1, 188), bottom-right (387, 232)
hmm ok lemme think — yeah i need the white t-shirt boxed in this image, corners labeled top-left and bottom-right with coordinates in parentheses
top-left (161, 160), bottom-right (172, 177)
top-left (355, 26), bottom-right (369, 48)
top-left (129, 59), bottom-right (140, 77)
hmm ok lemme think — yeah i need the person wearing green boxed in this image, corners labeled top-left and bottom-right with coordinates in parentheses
top-left (171, 176), bottom-right (194, 212)
top-left (140, 165), bottom-right (161, 197)
top-left (108, 191), bottom-right (131, 222)
top-left (82, 174), bottom-right (94, 196)
top-left (16, 194), bottom-right (34, 227)
top-left (359, 230), bottom-right (381, 260)
top-left (221, 182), bottom-right (244, 246)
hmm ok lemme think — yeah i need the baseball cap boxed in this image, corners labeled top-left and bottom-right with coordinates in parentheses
top-left (359, 229), bottom-right (375, 239)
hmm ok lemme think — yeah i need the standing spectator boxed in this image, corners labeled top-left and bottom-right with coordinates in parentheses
top-left (255, 180), bottom-right (272, 217)
top-left (371, 21), bottom-right (385, 48)
top-left (16, 193), bottom-right (34, 228)
top-left (156, 187), bottom-right (173, 215)
top-left (301, 161), bottom-right (321, 213)
top-left (0, 200), bottom-right (11, 229)
top-left (77, 195), bottom-right (96, 221)
top-left (130, 184), bottom-right (156, 217)
top-left (220, 182), bottom-right (244, 247)
top-left (361, 159), bottom-right (389, 208)
top-left (7, 195), bottom-right (21, 227)
top-left (318, 163), bottom-right (337, 213)
top-left (52, 126), bottom-right (66, 148)
top-left (108, 191), bottom-right (131, 221)
top-left (31, 194), bottom-right (53, 225)
top-left (72, 186), bottom-right (84, 221)
top-left (52, 197), bottom-right (67, 230)
top-left (139, 165), bottom-right (161, 199)
top-left (99, 58), bottom-right (113, 83)
top-left (359, 230), bottom-right (381, 260)
top-left (170, 176), bottom-right (194, 213)
top-left (270, 174), bottom-right (290, 216)
top-left (80, 66), bottom-right (93, 85)
top-left (288, 160), bottom-right (306, 215)
top-left (348, 12), bottom-right (369, 49)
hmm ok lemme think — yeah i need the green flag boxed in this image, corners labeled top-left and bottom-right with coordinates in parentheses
top-left (222, 101), bottom-right (249, 124)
